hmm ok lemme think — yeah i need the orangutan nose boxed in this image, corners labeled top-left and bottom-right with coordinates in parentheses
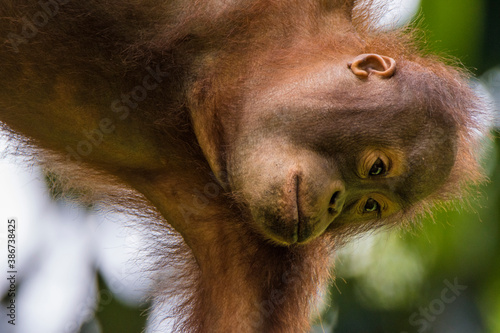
top-left (327, 187), bottom-right (345, 216)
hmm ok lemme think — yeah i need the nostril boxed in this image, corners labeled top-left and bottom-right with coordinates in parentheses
top-left (328, 190), bottom-right (345, 215)
top-left (329, 191), bottom-right (340, 206)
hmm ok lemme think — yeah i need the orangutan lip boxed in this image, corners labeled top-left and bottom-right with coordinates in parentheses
top-left (295, 174), bottom-right (302, 241)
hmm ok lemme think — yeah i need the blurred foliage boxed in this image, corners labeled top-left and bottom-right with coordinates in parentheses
top-left (319, 0), bottom-right (500, 332)
top-left (420, 0), bottom-right (485, 72)
top-left (83, 275), bottom-right (147, 333)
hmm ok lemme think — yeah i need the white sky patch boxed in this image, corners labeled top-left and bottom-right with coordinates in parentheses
top-left (0, 137), bottom-right (151, 333)
top-left (369, 0), bottom-right (422, 29)
top-left (482, 67), bottom-right (500, 129)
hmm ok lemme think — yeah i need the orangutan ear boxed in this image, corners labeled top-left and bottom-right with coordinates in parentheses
top-left (188, 87), bottom-right (230, 190)
top-left (348, 54), bottom-right (397, 78)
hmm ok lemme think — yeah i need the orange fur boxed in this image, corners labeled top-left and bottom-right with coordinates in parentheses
top-left (0, 1), bottom-right (490, 332)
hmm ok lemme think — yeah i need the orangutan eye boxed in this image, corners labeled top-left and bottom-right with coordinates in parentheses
top-left (363, 198), bottom-right (380, 213)
top-left (368, 158), bottom-right (386, 176)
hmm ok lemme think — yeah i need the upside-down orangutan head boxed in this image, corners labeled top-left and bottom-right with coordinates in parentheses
top-left (188, 17), bottom-right (487, 246)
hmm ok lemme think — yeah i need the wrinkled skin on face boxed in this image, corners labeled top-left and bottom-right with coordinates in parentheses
top-left (200, 57), bottom-right (459, 245)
